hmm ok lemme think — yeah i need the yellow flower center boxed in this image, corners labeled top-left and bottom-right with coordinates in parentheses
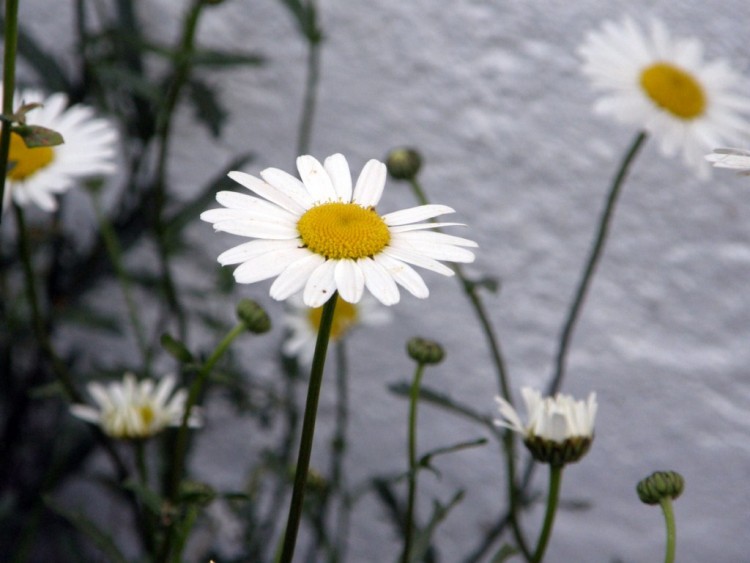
top-left (307, 299), bottom-right (358, 340)
top-left (138, 404), bottom-right (156, 428)
top-left (7, 132), bottom-right (55, 180)
top-left (297, 202), bottom-right (391, 260)
top-left (639, 62), bottom-right (706, 120)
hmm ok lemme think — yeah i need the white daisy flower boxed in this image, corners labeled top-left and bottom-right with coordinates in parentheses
top-left (70, 372), bottom-right (201, 440)
top-left (579, 17), bottom-right (750, 177)
top-left (495, 387), bottom-right (597, 465)
top-left (201, 153), bottom-right (477, 307)
top-left (283, 293), bottom-right (391, 365)
top-left (705, 148), bottom-right (750, 176)
top-left (2, 86), bottom-right (118, 212)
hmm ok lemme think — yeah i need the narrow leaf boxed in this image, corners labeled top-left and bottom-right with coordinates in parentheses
top-left (12, 124), bottom-right (64, 148)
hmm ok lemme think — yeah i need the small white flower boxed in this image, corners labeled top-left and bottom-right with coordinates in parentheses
top-left (282, 293), bottom-right (391, 365)
top-left (579, 17), bottom-right (750, 177)
top-left (2, 86), bottom-right (118, 212)
top-left (705, 148), bottom-right (750, 176)
top-left (70, 373), bottom-right (201, 440)
top-left (495, 387), bottom-right (597, 443)
top-left (201, 153), bottom-right (477, 307)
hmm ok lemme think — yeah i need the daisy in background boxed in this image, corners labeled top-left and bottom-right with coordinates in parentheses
top-left (283, 293), bottom-right (391, 365)
top-left (201, 153), bottom-right (477, 307)
top-left (579, 17), bottom-right (750, 177)
top-left (2, 86), bottom-right (118, 212)
top-left (705, 148), bottom-right (750, 176)
top-left (70, 372), bottom-right (201, 440)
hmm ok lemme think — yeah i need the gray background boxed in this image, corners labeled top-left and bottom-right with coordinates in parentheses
top-left (21, 1), bottom-right (750, 561)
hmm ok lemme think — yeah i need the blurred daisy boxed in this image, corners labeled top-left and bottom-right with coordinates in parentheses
top-left (579, 17), bottom-right (750, 177)
top-left (495, 387), bottom-right (597, 465)
top-left (201, 153), bottom-right (476, 307)
top-left (705, 148), bottom-right (750, 176)
top-left (283, 294), bottom-right (391, 365)
top-left (2, 87), bottom-right (118, 212)
top-left (70, 372), bottom-right (200, 440)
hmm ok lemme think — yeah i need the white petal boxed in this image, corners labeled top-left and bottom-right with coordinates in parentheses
top-left (334, 259), bottom-right (365, 303)
top-left (391, 236), bottom-right (476, 263)
top-left (260, 167), bottom-right (314, 208)
top-left (383, 204), bottom-right (455, 226)
top-left (389, 222), bottom-right (464, 233)
top-left (215, 191), bottom-right (297, 221)
top-left (358, 257), bottom-right (400, 305)
top-left (373, 254), bottom-right (429, 298)
top-left (297, 155), bottom-right (338, 202)
top-left (382, 246), bottom-right (455, 276)
top-left (494, 396), bottom-right (526, 434)
top-left (206, 218), bottom-right (299, 239)
top-left (218, 239), bottom-right (300, 266)
top-left (228, 171), bottom-right (307, 215)
top-left (270, 252), bottom-right (326, 301)
top-left (352, 159), bottom-right (386, 208)
top-left (303, 260), bottom-right (338, 307)
top-left (324, 153), bottom-right (353, 201)
top-left (233, 247), bottom-right (308, 284)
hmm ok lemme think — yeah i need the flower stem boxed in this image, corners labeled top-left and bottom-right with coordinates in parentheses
top-left (279, 292), bottom-right (339, 563)
top-left (531, 465), bottom-right (563, 563)
top-left (401, 361), bottom-right (426, 563)
top-left (296, 24), bottom-right (322, 156)
top-left (659, 497), bottom-right (677, 563)
top-left (547, 131), bottom-right (647, 396)
top-left (0, 0), bottom-right (20, 224)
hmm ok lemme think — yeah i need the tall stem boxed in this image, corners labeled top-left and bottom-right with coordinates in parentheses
top-left (0, 0), bottom-right (20, 222)
top-left (531, 465), bottom-right (563, 563)
top-left (401, 362), bottom-right (426, 563)
top-left (296, 34), bottom-right (321, 156)
top-left (547, 131), bottom-right (647, 396)
top-left (280, 293), bottom-right (338, 563)
top-left (331, 340), bottom-right (351, 563)
top-left (659, 498), bottom-right (676, 563)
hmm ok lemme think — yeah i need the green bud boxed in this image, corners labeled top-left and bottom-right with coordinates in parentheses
top-left (236, 299), bottom-right (271, 334)
top-left (636, 470), bottom-right (685, 505)
top-left (160, 333), bottom-right (194, 363)
top-left (386, 147), bottom-right (422, 181)
top-left (523, 435), bottom-right (593, 467)
top-left (407, 337), bottom-right (444, 365)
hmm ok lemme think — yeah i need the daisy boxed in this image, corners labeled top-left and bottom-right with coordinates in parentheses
top-left (70, 372), bottom-right (201, 440)
top-left (495, 387), bottom-right (597, 465)
top-left (283, 293), bottom-right (391, 365)
top-left (2, 86), bottom-right (118, 212)
top-left (201, 153), bottom-right (477, 307)
top-left (579, 17), bottom-right (750, 177)
top-left (705, 148), bottom-right (750, 175)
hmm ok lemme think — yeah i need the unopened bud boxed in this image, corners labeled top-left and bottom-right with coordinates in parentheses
top-left (236, 299), bottom-right (271, 334)
top-left (407, 337), bottom-right (444, 365)
top-left (636, 470), bottom-right (684, 505)
top-left (386, 147), bottom-right (422, 181)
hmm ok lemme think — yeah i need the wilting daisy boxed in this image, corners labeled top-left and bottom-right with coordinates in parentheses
top-left (70, 372), bottom-right (200, 440)
top-left (579, 17), bottom-right (750, 177)
top-left (2, 86), bottom-right (118, 212)
top-left (283, 294), bottom-right (391, 365)
top-left (201, 153), bottom-right (476, 307)
top-left (705, 148), bottom-right (750, 176)
top-left (495, 387), bottom-right (597, 465)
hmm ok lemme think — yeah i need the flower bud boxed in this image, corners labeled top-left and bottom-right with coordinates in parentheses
top-left (236, 299), bottom-right (271, 334)
top-left (386, 147), bottom-right (422, 181)
top-left (407, 337), bottom-right (444, 365)
top-left (636, 470), bottom-right (684, 505)
top-left (523, 434), bottom-right (593, 467)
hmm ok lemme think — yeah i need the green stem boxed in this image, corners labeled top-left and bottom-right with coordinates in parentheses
top-left (331, 340), bottom-right (351, 563)
top-left (279, 293), bottom-right (338, 563)
top-left (296, 30), bottom-right (321, 156)
top-left (90, 190), bottom-right (151, 371)
top-left (659, 497), bottom-right (676, 563)
top-left (547, 131), bottom-right (648, 396)
top-left (531, 465), bottom-right (563, 563)
top-left (0, 0), bottom-right (20, 223)
top-left (401, 361), bottom-right (426, 563)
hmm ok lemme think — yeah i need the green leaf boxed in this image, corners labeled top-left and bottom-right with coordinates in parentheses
top-left (491, 544), bottom-right (520, 563)
top-left (409, 490), bottom-right (465, 563)
top-left (189, 49), bottom-right (264, 67)
top-left (161, 333), bottom-right (195, 363)
top-left (278, 0), bottom-right (323, 43)
top-left (418, 437), bottom-right (488, 477)
top-left (187, 78), bottom-right (227, 138)
top-left (12, 124), bottom-right (64, 148)
top-left (122, 479), bottom-right (164, 517)
top-left (44, 497), bottom-right (129, 563)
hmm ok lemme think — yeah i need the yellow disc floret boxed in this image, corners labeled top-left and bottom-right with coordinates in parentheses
top-left (297, 202), bottom-right (391, 260)
top-left (640, 62), bottom-right (706, 120)
top-left (7, 132), bottom-right (55, 180)
top-left (307, 300), bottom-right (358, 340)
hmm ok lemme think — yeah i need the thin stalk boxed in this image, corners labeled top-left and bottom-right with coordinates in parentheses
top-left (531, 465), bottom-right (563, 563)
top-left (90, 190), bottom-right (151, 371)
top-left (401, 362), bottom-right (426, 563)
top-left (279, 293), bottom-right (339, 563)
top-left (296, 34), bottom-right (321, 156)
top-left (330, 340), bottom-right (351, 563)
top-left (0, 0), bottom-right (20, 222)
top-left (547, 131), bottom-right (648, 396)
top-left (659, 498), bottom-right (677, 563)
